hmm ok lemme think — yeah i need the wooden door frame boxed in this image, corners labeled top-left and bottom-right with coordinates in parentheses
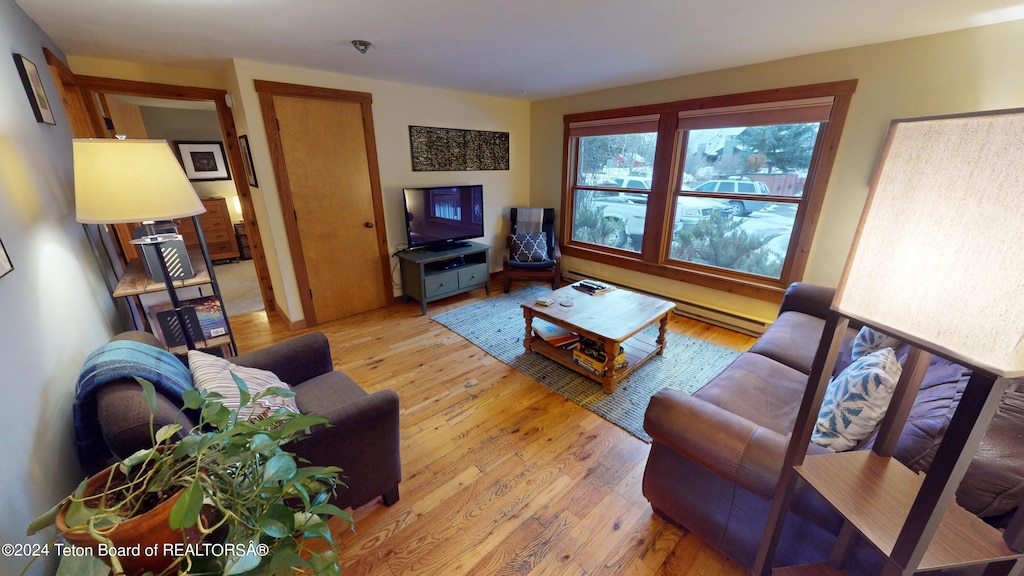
top-left (58, 71), bottom-right (277, 316)
top-left (254, 80), bottom-right (391, 326)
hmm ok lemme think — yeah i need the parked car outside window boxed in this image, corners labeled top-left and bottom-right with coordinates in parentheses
top-left (589, 177), bottom-right (733, 249)
top-left (693, 178), bottom-right (772, 215)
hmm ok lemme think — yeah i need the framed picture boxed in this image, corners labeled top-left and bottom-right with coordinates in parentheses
top-left (175, 141), bottom-right (231, 181)
top-left (238, 135), bottom-right (258, 188)
top-left (12, 54), bottom-right (56, 125)
top-left (0, 237), bottom-right (13, 279)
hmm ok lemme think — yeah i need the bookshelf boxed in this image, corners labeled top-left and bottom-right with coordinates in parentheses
top-left (112, 232), bottom-right (236, 356)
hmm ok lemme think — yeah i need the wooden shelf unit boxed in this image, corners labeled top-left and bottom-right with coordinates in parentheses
top-left (796, 451), bottom-right (1019, 572)
top-left (754, 312), bottom-right (1024, 576)
top-left (112, 249), bottom-right (236, 356)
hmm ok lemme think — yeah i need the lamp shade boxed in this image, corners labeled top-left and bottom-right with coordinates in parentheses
top-left (74, 139), bottom-right (205, 224)
top-left (835, 109), bottom-right (1024, 378)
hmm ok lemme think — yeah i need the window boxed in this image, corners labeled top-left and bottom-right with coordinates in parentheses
top-left (561, 81), bottom-right (856, 300)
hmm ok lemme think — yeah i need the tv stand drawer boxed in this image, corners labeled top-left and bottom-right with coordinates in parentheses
top-left (458, 264), bottom-right (488, 289)
top-left (424, 270), bottom-right (459, 298)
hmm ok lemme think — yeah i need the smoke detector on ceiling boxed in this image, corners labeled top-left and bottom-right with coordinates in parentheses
top-left (351, 40), bottom-right (372, 55)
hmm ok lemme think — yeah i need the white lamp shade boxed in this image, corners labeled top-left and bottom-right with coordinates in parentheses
top-left (835, 110), bottom-right (1024, 378)
top-left (74, 139), bottom-right (205, 224)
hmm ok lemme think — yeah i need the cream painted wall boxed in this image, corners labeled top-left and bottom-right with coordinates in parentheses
top-left (0, 2), bottom-right (121, 574)
top-left (228, 59), bottom-right (531, 323)
top-left (530, 19), bottom-right (1024, 322)
top-left (67, 54), bottom-right (227, 89)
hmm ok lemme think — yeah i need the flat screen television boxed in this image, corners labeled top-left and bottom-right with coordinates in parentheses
top-left (403, 184), bottom-right (484, 251)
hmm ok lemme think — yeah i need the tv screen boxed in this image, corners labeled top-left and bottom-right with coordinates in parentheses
top-left (403, 185), bottom-right (484, 250)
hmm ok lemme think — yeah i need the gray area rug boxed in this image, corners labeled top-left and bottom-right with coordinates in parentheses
top-left (212, 260), bottom-right (264, 317)
top-left (432, 285), bottom-right (740, 442)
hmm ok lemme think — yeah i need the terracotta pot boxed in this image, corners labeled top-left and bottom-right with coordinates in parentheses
top-left (55, 462), bottom-right (205, 576)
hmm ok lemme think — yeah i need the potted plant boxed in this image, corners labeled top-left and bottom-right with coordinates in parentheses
top-left (26, 375), bottom-right (350, 576)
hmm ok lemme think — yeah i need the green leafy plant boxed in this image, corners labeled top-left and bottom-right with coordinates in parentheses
top-left (671, 212), bottom-right (783, 277)
top-left (26, 375), bottom-right (350, 576)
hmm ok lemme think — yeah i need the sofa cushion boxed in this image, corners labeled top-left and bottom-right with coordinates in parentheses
top-left (188, 350), bottom-right (300, 420)
top-left (812, 347), bottom-right (902, 452)
top-left (747, 311), bottom-right (826, 374)
top-left (695, 352), bottom-right (811, 437)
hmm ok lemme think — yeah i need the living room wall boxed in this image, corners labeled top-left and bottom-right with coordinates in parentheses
top-left (0, 1), bottom-right (120, 574)
top-left (227, 59), bottom-right (531, 323)
top-left (66, 56), bottom-right (531, 325)
top-left (529, 18), bottom-right (1024, 323)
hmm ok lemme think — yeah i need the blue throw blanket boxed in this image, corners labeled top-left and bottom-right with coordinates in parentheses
top-left (74, 340), bottom-right (194, 469)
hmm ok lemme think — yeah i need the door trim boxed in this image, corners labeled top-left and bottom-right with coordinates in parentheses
top-left (255, 80), bottom-right (392, 326)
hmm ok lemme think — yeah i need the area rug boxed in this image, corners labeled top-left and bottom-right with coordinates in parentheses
top-left (432, 285), bottom-right (740, 442)
top-left (212, 260), bottom-right (265, 317)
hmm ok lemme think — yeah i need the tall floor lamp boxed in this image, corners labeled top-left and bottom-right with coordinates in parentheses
top-left (74, 138), bottom-right (206, 350)
top-left (755, 108), bottom-right (1024, 574)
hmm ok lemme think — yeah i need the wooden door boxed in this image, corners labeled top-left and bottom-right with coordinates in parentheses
top-left (258, 83), bottom-right (390, 324)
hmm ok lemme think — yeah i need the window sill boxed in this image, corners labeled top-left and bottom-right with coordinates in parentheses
top-left (560, 244), bottom-right (788, 303)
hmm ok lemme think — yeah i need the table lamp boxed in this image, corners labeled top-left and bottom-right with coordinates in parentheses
top-left (74, 138), bottom-right (206, 350)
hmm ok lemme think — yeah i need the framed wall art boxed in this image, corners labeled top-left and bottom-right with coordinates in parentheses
top-left (12, 53), bottom-right (56, 125)
top-left (175, 141), bottom-right (231, 181)
top-left (0, 237), bottom-right (13, 279)
top-left (409, 126), bottom-right (510, 171)
top-left (238, 135), bottom-right (259, 188)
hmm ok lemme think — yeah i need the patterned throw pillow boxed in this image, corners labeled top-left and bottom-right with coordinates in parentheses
top-left (851, 325), bottom-right (902, 360)
top-left (187, 350), bottom-right (300, 420)
top-left (508, 232), bottom-right (549, 262)
top-left (811, 347), bottom-right (903, 452)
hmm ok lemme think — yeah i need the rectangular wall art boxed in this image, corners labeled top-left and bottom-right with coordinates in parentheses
top-left (409, 126), bottom-right (509, 171)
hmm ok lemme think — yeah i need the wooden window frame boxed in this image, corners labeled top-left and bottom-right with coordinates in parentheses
top-left (560, 80), bottom-right (857, 302)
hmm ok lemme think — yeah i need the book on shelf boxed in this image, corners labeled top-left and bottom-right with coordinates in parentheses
top-left (572, 347), bottom-right (628, 377)
top-left (572, 279), bottom-right (614, 295)
top-left (533, 319), bottom-right (580, 348)
top-left (148, 295), bottom-right (229, 348)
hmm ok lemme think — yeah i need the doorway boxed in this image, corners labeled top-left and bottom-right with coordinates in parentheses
top-left (43, 51), bottom-right (276, 322)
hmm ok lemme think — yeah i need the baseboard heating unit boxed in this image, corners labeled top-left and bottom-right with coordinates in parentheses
top-left (562, 270), bottom-right (771, 337)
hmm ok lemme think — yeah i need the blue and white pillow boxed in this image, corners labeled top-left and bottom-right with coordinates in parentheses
top-left (812, 346), bottom-right (902, 452)
top-left (851, 325), bottom-right (902, 361)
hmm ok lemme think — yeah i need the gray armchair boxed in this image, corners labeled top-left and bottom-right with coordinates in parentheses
top-left (89, 331), bottom-right (402, 509)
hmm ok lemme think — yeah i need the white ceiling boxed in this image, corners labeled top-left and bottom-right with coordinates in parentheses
top-left (16, 0), bottom-right (1024, 101)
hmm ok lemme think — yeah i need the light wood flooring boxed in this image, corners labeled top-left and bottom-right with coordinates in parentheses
top-left (231, 280), bottom-right (757, 576)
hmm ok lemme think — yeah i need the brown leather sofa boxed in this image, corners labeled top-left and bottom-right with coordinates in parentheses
top-left (642, 282), bottom-right (1024, 572)
top-left (82, 331), bottom-right (402, 510)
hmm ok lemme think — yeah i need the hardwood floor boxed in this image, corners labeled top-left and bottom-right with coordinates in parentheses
top-left (231, 281), bottom-right (757, 576)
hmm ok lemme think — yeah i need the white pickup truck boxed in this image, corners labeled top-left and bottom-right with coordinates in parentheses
top-left (592, 177), bottom-right (733, 248)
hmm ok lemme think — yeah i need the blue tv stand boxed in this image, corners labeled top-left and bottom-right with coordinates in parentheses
top-left (398, 241), bottom-right (490, 315)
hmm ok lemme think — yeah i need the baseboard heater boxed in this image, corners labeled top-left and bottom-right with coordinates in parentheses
top-left (562, 270), bottom-right (771, 337)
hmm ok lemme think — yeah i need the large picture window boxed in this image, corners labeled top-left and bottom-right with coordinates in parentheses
top-left (562, 81), bottom-right (856, 300)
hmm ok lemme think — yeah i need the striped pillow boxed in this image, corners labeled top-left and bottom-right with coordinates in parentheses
top-left (187, 350), bottom-right (300, 421)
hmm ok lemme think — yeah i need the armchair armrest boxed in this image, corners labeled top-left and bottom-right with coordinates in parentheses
top-left (644, 388), bottom-right (789, 499)
top-left (289, 388), bottom-right (402, 508)
top-left (777, 282), bottom-right (835, 319)
top-left (232, 332), bottom-right (334, 387)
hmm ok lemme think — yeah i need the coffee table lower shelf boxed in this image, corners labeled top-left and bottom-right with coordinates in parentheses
top-left (527, 332), bottom-right (660, 393)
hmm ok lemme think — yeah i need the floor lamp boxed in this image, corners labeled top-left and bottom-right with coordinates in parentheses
top-left (755, 108), bottom-right (1024, 575)
top-left (74, 138), bottom-right (206, 350)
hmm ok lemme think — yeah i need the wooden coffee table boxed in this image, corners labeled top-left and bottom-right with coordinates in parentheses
top-left (521, 283), bottom-right (676, 394)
